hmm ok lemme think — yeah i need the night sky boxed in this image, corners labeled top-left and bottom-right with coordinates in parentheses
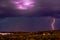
top-left (0, 17), bottom-right (60, 32)
top-left (0, 0), bottom-right (60, 32)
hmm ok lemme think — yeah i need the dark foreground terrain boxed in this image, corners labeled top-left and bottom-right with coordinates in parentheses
top-left (0, 30), bottom-right (60, 40)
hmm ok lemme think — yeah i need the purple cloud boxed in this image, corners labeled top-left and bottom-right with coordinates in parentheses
top-left (11, 0), bottom-right (35, 10)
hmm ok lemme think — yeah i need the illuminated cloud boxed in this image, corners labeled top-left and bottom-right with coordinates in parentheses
top-left (12, 0), bottom-right (35, 10)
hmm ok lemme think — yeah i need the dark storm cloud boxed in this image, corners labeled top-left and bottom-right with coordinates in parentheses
top-left (0, 17), bottom-right (53, 32)
top-left (0, 0), bottom-right (60, 17)
top-left (55, 19), bottom-right (60, 30)
top-left (0, 0), bottom-right (60, 32)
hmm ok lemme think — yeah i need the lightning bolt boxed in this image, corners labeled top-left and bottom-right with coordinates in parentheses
top-left (51, 18), bottom-right (56, 30)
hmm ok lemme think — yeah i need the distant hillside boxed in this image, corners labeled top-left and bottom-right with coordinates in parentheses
top-left (0, 30), bottom-right (60, 40)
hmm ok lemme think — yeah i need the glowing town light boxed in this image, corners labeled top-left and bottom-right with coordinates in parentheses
top-left (51, 18), bottom-right (56, 30)
top-left (0, 33), bottom-right (10, 35)
top-left (43, 33), bottom-right (45, 36)
top-left (12, 0), bottom-right (35, 10)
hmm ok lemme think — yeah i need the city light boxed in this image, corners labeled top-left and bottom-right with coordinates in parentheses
top-left (0, 33), bottom-right (10, 35)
